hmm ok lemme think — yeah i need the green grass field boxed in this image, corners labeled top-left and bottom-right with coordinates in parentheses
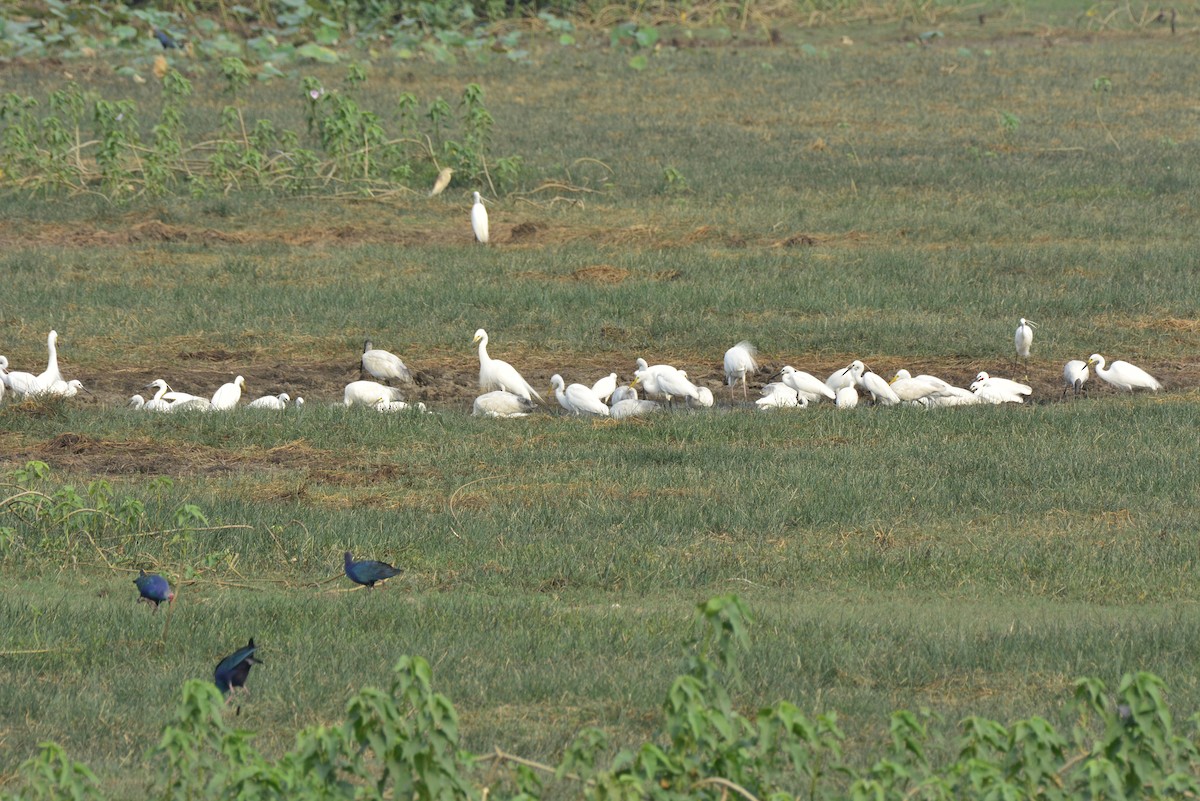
top-left (2, 6), bottom-right (1199, 795)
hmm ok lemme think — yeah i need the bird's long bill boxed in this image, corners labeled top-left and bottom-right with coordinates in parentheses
top-left (631, 376), bottom-right (641, 387)
top-left (472, 334), bottom-right (481, 344)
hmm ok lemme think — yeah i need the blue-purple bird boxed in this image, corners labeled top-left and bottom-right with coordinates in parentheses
top-left (153, 28), bottom-right (180, 49)
top-left (134, 570), bottom-right (174, 609)
top-left (214, 638), bottom-right (260, 699)
top-left (344, 551), bottom-right (401, 589)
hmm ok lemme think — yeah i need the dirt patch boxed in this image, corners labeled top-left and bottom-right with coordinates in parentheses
top-left (572, 264), bottom-right (630, 284)
top-left (508, 222), bottom-right (540, 242)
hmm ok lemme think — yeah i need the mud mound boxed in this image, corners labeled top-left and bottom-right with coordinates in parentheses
top-left (572, 264), bottom-right (630, 284)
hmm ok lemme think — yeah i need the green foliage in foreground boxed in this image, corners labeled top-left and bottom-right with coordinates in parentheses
top-left (6, 596), bottom-right (1199, 801)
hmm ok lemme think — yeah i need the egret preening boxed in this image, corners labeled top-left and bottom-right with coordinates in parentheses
top-left (471, 191), bottom-right (489, 244)
top-left (755, 383), bottom-right (802, 410)
top-left (633, 358), bottom-right (697, 405)
top-left (474, 329), bottom-right (541, 401)
top-left (1086, 354), bottom-right (1161, 392)
top-left (888, 371), bottom-right (941, 403)
top-left (723, 341), bottom-right (758, 400)
top-left (1015, 318), bottom-right (1036, 378)
top-left (37, 330), bottom-right (62, 386)
top-left (835, 385), bottom-right (859, 409)
top-left (1062, 359), bottom-right (1089, 399)
top-left (691, 385), bottom-right (714, 408)
top-left (610, 397), bottom-right (660, 419)
top-left (551, 374), bottom-right (610, 417)
top-left (361, 340), bottom-right (413, 385)
top-left (473, 390), bottom-right (536, 418)
top-left (609, 384), bottom-right (638, 405)
top-left (210, 375), bottom-right (245, 410)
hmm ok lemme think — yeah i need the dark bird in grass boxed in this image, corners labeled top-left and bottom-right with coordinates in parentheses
top-left (133, 569), bottom-right (174, 609)
top-left (344, 551), bottom-right (402, 589)
top-left (153, 28), bottom-right (180, 49)
top-left (214, 638), bottom-right (261, 701)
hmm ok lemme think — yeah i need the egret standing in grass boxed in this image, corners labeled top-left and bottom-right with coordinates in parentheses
top-left (473, 329), bottom-right (540, 401)
top-left (1062, 359), bottom-right (1089, 399)
top-left (471, 191), bottom-right (489, 244)
top-left (1086, 353), bottom-right (1161, 392)
top-left (429, 166), bottom-right (454, 197)
top-left (1015, 318), bottom-right (1036, 379)
top-left (723, 341), bottom-right (758, 401)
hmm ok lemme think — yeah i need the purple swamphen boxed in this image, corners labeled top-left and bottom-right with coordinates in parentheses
top-left (153, 28), bottom-right (180, 49)
top-left (214, 638), bottom-right (261, 699)
top-left (344, 551), bottom-right (402, 588)
top-left (134, 570), bottom-right (174, 609)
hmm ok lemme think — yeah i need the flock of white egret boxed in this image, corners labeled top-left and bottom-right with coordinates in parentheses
top-left (0, 320), bottom-right (1166, 419)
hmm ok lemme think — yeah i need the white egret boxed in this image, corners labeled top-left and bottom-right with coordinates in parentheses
top-left (471, 191), bottom-right (489, 244)
top-left (210, 375), bottom-right (245, 410)
top-left (170, 397), bottom-right (213, 412)
top-left (609, 384), bottom-right (638, 404)
top-left (973, 372), bottom-right (1032, 401)
top-left (361, 340), bottom-right (413, 385)
top-left (1015, 318), bottom-right (1036, 378)
top-left (428, 166), bottom-right (454, 197)
top-left (130, 393), bottom-right (171, 412)
top-left (1086, 353), bottom-right (1161, 392)
top-left (825, 365), bottom-right (856, 392)
top-left (44, 378), bottom-right (89, 398)
top-left (344, 380), bottom-right (404, 408)
top-left (691, 385), bottom-right (715, 408)
top-left (551, 374), bottom-right (610, 417)
top-left (1062, 359), bottom-right (1089, 399)
top-left (473, 390), bottom-right (536, 418)
top-left (37, 330), bottom-right (62, 385)
top-left (145, 379), bottom-right (206, 405)
top-left (473, 329), bottom-right (541, 401)
top-left (898, 370), bottom-right (977, 407)
top-left (633, 358), bottom-right (697, 405)
top-left (4, 369), bottom-right (47, 399)
top-left (888, 371), bottom-right (941, 403)
top-left (755, 383), bottom-right (802, 410)
top-left (247, 392), bottom-right (291, 410)
top-left (591, 373), bottom-right (618, 403)
top-left (848, 360), bottom-right (900, 405)
top-left (835, 386), bottom-right (859, 408)
top-left (128, 394), bottom-right (146, 409)
top-left (723, 341), bottom-right (758, 400)
top-left (610, 398), bottom-right (661, 419)
top-left (779, 366), bottom-right (836, 403)
top-left (294, 397), bottom-right (305, 408)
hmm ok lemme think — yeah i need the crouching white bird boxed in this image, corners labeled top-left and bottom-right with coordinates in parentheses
top-left (210, 375), bottom-right (245, 410)
top-left (361, 340), bottom-right (413, 385)
top-left (44, 379), bottom-right (90, 398)
top-left (971, 372), bottom-right (1032, 404)
top-left (835, 386), bottom-right (859, 409)
top-left (474, 329), bottom-right (540, 401)
top-left (471, 191), bottom-right (489, 244)
top-left (610, 398), bottom-right (660, 419)
top-left (1062, 359), bottom-right (1089, 399)
top-left (344, 380), bottom-right (404, 408)
top-left (551, 374), bottom-right (609, 416)
top-left (473, 390), bottom-right (536, 418)
top-left (1086, 353), bottom-right (1160, 392)
top-left (755, 383), bottom-right (802, 410)
top-left (723, 341), bottom-right (758, 400)
top-left (247, 392), bottom-right (291, 410)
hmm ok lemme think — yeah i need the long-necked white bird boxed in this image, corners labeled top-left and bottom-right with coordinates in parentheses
top-left (3, 367), bottom-right (47, 399)
top-left (1062, 359), bottom-right (1089, 399)
top-left (43, 378), bottom-right (89, 398)
top-left (591, 373), bottom-right (618, 403)
top-left (473, 390), bottom-right (536, 418)
top-left (551, 374), bottom-right (610, 416)
top-left (361, 340), bottom-right (413, 385)
top-left (888, 370), bottom-right (942, 403)
top-left (1086, 353), bottom-right (1161, 392)
top-left (892, 370), bottom-right (976, 407)
top-left (848, 360), bottom-right (900, 405)
top-left (473, 329), bottom-right (540, 401)
top-left (1015, 318), bottom-right (1036, 378)
top-left (638, 364), bottom-right (700, 406)
top-left (825, 365), bottom-right (856, 393)
top-left (37, 330), bottom-right (62, 386)
top-left (723, 341), bottom-right (758, 400)
top-left (134, 391), bottom-right (172, 412)
top-left (971, 372), bottom-right (1032, 404)
top-left (247, 392), bottom-right (291, 410)
top-left (210, 375), bottom-right (245, 410)
top-left (779, 366), bottom-right (836, 403)
top-left (471, 191), bottom-right (489, 244)
top-left (145, 379), bottom-right (206, 405)
top-left (344, 380), bottom-right (404, 408)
